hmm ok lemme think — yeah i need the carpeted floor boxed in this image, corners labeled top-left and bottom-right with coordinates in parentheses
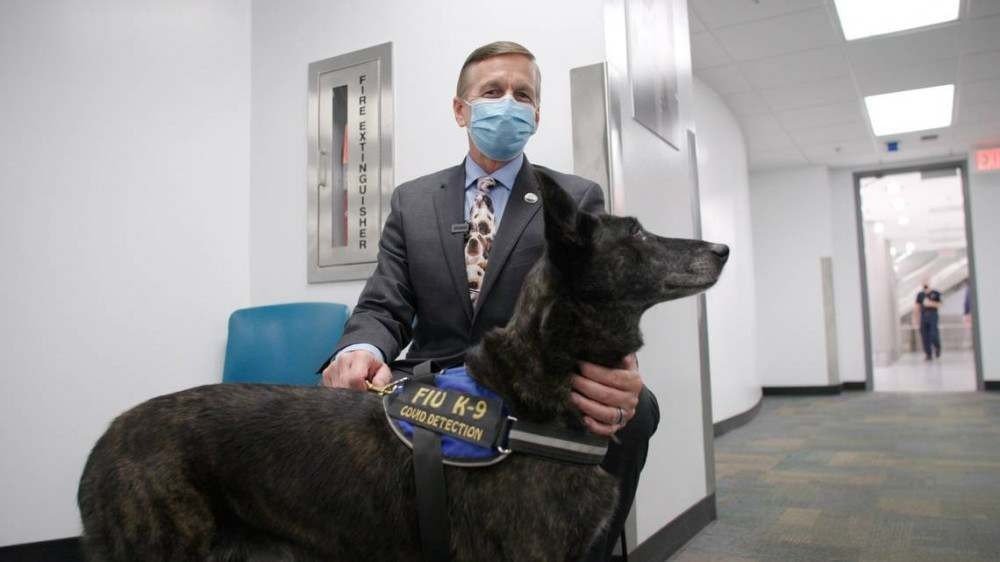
top-left (671, 392), bottom-right (1000, 562)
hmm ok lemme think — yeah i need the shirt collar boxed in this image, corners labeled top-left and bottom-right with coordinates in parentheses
top-left (464, 153), bottom-right (523, 191)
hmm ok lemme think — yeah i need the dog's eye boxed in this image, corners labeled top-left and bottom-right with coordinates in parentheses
top-left (630, 223), bottom-right (645, 240)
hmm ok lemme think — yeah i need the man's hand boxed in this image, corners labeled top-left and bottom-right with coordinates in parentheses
top-left (321, 349), bottom-right (392, 390)
top-left (569, 354), bottom-right (643, 437)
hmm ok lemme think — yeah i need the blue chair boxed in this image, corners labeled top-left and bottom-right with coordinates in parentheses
top-left (222, 302), bottom-right (349, 386)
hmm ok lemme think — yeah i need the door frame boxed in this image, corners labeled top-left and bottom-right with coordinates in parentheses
top-left (853, 160), bottom-right (985, 391)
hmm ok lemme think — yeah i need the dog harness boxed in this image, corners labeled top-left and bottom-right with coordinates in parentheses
top-left (369, 360), bottom-right (610, 562)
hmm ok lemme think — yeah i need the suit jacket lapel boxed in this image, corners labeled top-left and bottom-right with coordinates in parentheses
top-left (474, 158), bottom-right (542, 317)
top-left (434, 162), bottom-right (474, 322)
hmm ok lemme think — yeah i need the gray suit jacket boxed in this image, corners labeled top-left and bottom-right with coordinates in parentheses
top-left (332, 156), bottom-right (605, 368)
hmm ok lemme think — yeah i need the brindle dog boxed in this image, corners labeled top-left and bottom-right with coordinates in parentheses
top-left (78, 173), bottom-right (729, 561)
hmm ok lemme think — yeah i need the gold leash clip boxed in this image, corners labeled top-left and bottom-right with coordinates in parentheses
top-left (366, 376), bottom-right (409, 396)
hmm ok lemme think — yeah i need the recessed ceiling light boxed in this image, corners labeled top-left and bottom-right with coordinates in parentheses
top-left (898, 216), bottom-right (910, 226)
top-left (864, 85), bottom-right (955, 136)
top-left (834, 0), bottom-right (960, 41)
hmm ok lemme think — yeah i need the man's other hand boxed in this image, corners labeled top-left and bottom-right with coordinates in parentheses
top-left (321, 349), bottom-right (392, 390)
top-left (569, 354), bottom-right (643, 437)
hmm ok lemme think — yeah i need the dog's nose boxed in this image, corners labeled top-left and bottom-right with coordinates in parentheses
top-left (709, 244), bottom-right (730, 260)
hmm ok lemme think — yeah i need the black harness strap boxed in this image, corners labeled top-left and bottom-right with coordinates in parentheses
top-left (413, 426), bottom-right (450, 562)
top-left (506, 419), bottom-right (609, 465)
top-left (411, 359), bottom-right (451, 562)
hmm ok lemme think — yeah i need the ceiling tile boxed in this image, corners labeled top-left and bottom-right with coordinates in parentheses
top-left (742, 46), bottom-right (851, 89)
top-left (962, 14), bottom-right (1000, 53)
top-left (748, 146), bottom-right (801, 160)
top-left (960, 77), bottom-right (1000, 105)
top-left (777, 101), bottom-right (865, 130)
top-left (846, 25), bottom-right (961, 76)
top-left (802, 139), bottom-right (878, 166)
top-left (854, 58), bottom-right (959, 96)
top-left (789, 120), bottom-right (871, 145)
top-left (952, 121), bottom-right (1000, 147)
top-left (715, 8), bottom-right (840, 61)
top-left (740, 114), bottom-right (797, 150)
top-left (758, 77), bottom-right (858, 110)
top-left (959, 49), bottom-right (1000, 82)
top-left (956, 100), bottom-right (999, 124)
top-left (690, 0), bottom-right (825, 29)
top-left (748, 149), bottom-right (810, 171)
top-left (724, 91), bottom-right (772, 116)
top-left (695, 65), bottom-right (753, 94)
top-left (815, 152), bottom-right (882, 168)
top-left (800, 138), bottom-right (876, 162)
top-left (968, 0), bottom-right (1000, 18)
top-left (740, 113), bottom-right (785, 136)
top-left (689, 7), bottom-right (706, 32)
top-left (691, 32), bottom-right (732, 69)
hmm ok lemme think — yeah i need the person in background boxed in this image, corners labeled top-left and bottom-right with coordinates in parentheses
top-left (964, 285), bottom-right (972, 327)
top-left (914, 280), bottom-right (942, 360)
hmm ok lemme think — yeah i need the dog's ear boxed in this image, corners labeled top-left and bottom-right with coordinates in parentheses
top-left (536, 172), bottom-right (595, 266)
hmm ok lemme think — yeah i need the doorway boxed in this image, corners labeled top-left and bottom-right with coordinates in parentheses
top-left (855, 162), bottom-right (983, 392)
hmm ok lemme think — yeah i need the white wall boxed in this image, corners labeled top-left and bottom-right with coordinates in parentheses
top-left (605, 0), bottom-right (713, 545)
top-left (0, 0), bottom-right (251, 546)
top-left (692, 79), bottom-right (761, 423)
top-left (828, 169), bottom-right (867, 383)
top-left (749, 166), bottom-right (837, 387)
top-left (249, 0), bottom-right (605, 308)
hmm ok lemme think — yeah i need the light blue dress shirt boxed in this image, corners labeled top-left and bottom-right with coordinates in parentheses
top-left (337, 154), bottom-right (525, 365)
top-left (463, 152), bottom-right (522, 225)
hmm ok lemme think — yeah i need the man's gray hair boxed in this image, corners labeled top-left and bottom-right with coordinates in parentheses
top-left (456, 41), bottom-right (541, 101)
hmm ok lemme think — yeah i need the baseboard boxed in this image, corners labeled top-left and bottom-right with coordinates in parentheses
top-left (763, 384), bottom-right (843, 396)
top-left (986, 381), bottom-right (1000, 391)
top-left (713, 397), bottom-right (763, 437)
top-left (842, 381), bottom-right (867, 391)
top-left (0, 537), bottom-right (82, 562)
top-left (628, 493), bottom-right (717, 562)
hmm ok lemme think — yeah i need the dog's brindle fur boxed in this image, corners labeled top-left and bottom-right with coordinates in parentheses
top-left (78, 173), bottom-right (728, 562)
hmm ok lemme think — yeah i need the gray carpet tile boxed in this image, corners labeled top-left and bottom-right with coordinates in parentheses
top-left (670, 392), bottom-right (1000, 562)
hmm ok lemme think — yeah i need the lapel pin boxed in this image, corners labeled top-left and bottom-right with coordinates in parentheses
top-left (524, 192), bottom-right (539, 204)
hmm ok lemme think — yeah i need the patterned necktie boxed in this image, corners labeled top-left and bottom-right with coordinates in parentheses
top-left (465, 176), bottom-right (497, 304)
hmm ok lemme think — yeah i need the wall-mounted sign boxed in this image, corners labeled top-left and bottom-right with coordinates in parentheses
top-left (975, 147), bottom-right (1000, 172)
top-left (625, 0), bottom-right (680, 151)
top-left (307, 43), bottom-right (393, 283)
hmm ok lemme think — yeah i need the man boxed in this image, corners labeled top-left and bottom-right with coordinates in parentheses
top-left (914, 280), bottom-right (942, 360)
top-left (320, 41), bottom-right (658, 560)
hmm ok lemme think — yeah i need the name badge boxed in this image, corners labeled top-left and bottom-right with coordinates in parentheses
top-left (386, 382), bottom-right (504, 448)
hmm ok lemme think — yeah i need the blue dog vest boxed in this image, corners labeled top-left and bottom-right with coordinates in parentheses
top-left (384, 366), bottom-right (511, 466)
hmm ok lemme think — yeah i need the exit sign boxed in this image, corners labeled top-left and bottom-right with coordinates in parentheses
top-left (976, 148), bottom-right (1000, 172)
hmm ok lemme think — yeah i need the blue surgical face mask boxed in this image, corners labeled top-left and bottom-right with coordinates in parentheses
top-left (464, 95), bottom-right (537, 161)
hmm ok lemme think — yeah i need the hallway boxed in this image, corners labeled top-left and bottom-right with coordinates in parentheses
top-left (874, 350), bottom-right (978, 392)
top-left (672, 393), bottom-right (1000, 562)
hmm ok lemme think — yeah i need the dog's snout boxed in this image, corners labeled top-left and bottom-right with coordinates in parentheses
top-left (709, 243), bottom-right (730, 260)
